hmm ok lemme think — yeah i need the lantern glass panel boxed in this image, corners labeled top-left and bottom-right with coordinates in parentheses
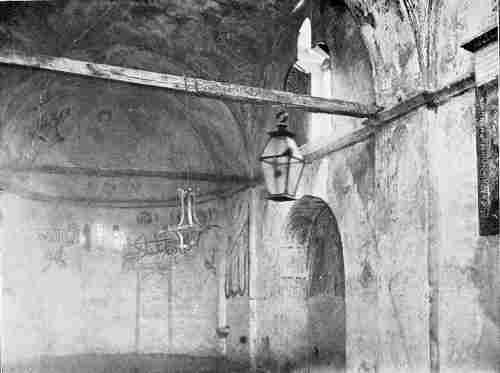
top-left (260, 132), bottom-right (304, 199)
top-left (261, 155), bottom-right (290, 196)
top-left (288, 157), bottom-right (305, 196)
top-left (260, 136), bottom-right (303, 160)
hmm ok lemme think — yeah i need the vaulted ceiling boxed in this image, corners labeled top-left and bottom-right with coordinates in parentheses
top-left (0, 0), bottom-right (305, 204)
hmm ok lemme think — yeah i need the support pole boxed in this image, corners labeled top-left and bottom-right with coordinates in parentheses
top-left (248, 187), bottom-right (259, 371)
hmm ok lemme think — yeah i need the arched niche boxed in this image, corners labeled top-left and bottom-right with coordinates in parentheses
top-left (286, 195), bottom-right (346, 370)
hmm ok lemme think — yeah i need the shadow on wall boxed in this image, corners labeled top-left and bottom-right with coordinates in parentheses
top-left (285, 195), bottom-right (346, 372)
top-left (471, 234), bottom-right (500, 368)
top-left (2, 353), bottom-right (250, 373)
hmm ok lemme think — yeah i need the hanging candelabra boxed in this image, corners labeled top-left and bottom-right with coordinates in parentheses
top-left (123, 187), bottom-right (209, 264)
top-left (170, 187), bottom-right (202, 249)
top-left (124, 85), bottom-right (214, 263)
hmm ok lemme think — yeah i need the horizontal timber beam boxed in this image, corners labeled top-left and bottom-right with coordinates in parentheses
top-left (0, 49), bottom-right (379, 117)
top-left (0, 165), bottom-right (260, 184)
top-left (302, 126), bottom-right (376, 162)
top-left (363, 74), bottom-right (476, 127)
top-left (303, 74), bottom-right (476, 161)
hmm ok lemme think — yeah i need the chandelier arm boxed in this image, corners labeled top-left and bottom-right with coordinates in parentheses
top-left (187, 188), bottom-right (194, 226)
top-left (225, 259), bottom-right (232, 298)
top-left (176, 230), bottom-right (185, 249)
top-left (235, 253), bottom-right (241, 296)
top-left (245, 247), bottom-right (249, 296)
top-left (191, 189), bottom-right (201, 225)
top-left (177, 188), bottom-right (186, 227)
top-left (239, 249), bottom-right (247, 296)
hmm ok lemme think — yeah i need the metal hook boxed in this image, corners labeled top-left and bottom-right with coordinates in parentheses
top-left (191, 188), bottom-right (201, 226)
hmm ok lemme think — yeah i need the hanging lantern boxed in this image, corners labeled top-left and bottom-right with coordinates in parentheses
top-left (259, 110), bottom-right (305, 201)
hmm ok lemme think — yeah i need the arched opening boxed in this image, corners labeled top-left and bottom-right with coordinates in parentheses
top-left (312, 2), bottom-right (376, 140)
top-left (291, 3), bottom-right (376, 150)
top-left (286, 195), bottom-right (346, 370)
top-left (285, 18), bottom-right (332, 147)
top-left (296, 18), bottom-right (333, 144)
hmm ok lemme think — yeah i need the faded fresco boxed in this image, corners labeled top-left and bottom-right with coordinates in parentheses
top-left (0, 1), bottom-right (498, 373)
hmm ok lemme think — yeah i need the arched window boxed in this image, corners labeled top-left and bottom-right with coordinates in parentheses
top-left (285, 18), bottom-right (333, 146)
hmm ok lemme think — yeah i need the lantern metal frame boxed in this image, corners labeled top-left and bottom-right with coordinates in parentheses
top-left (259, 113), bottom-right (306, 201)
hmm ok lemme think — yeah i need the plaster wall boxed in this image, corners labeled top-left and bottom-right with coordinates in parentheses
top-left (255, 197), bottom-right (311, 370)
top-left (254, 92), bottom-right (498, 373)
top-left (0, 194), bottom-right (234, 372)
top-left (226, 282), bottom-right (250, 362)
top-left (354, 1), bottom-right (499, 371)
top-left (0, 1), bottom-right (498, 373)
top-left (254, 138), bottom-right (375, 372)
top-left (428, 91), bottom-right (500, 373)
top-left (252, 3), bottom-right (499, 366)
top-left (374, 108), bottom-right (432, 373)
top-left (258, 107), bottom-right (434, 373)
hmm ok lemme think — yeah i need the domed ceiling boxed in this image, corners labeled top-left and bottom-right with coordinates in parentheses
top-left (0, 0), bottom-right (304, 205)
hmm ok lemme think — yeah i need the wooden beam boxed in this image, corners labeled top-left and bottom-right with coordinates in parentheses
top-left (426, 74), bottom-right (476, 106)
top-left (0, 49), bottom-right (380, 117)
top-left (363, 74), bottom-right (476, 127)
top-left (362, 91), bottom-right (430, 127)
top-left (303, 74), bottom-right (476, 160)
top-left (461, 25), bottom-right (498, 52)
top-left (1, 164), bottom-right (260, 184)
top-left (303, 126), bottom-right (376, 162)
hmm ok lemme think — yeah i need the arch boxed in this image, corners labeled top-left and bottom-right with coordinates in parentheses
top-left (291, 17), bottom-right (332, 146)
top-left (286, 195), bottom-right (345, 298)
top-left (302, 1), bottom-right (377, 142)
top-left (297, 17), bottom-right (311, 51)
top-left (286, 195), bottom-right (346, 369)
